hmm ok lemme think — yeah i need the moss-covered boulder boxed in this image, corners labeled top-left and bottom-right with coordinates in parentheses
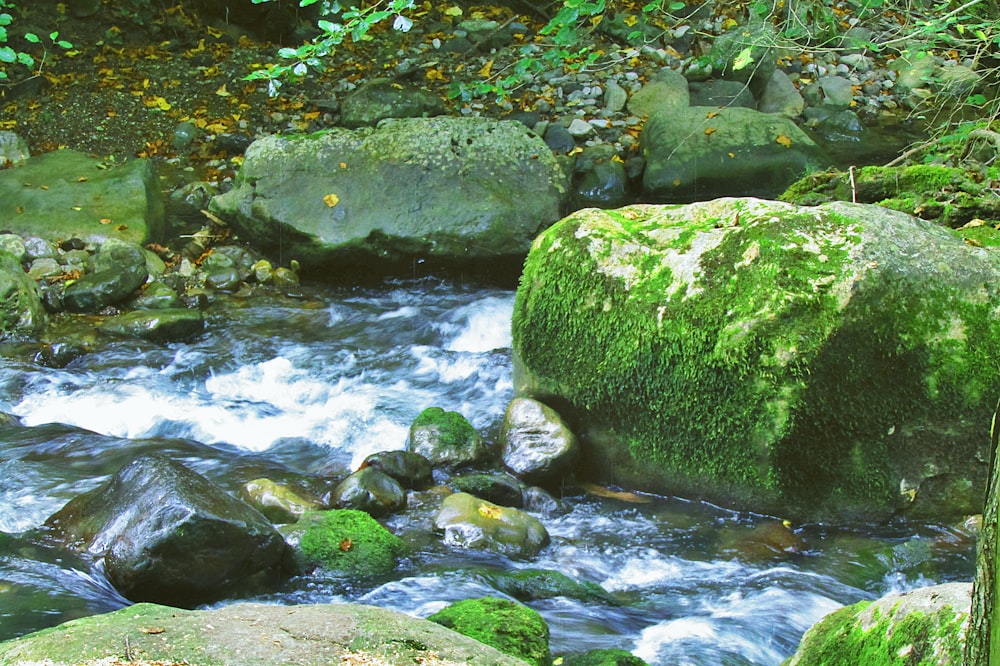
top-left (780, 164), bottom-right (1000, 229)
top-left (294, 509), bottom-right (406, 578)
top-left (559, 649), bottom-right (650, 666)
top-left (784, 582), bottom-right (969, 665)
top-left (0, 601), bottom-right (531, 665)
top-left (209, 117), bottom-right (568, 279)
top-left (512, 198), bottom-right (1000, 521)
top-left (483, 567), bottom-right (618, 605)
top-left (428, 596), bottom-right (550, 666)
top-left (0, 250), bottom-right (45, 338)
top-left (408, 406), bottom-right (488, 469)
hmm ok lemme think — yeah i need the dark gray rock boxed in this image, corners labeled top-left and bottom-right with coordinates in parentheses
top-left (327, 467), bottom-right (406, 517)
top-left (339, 78), bottom-right (446, 128)
top-left (62, 240), bottom-right (149, 312)
top-left (360, 450), bottom-right (433, 489)
top-left (98, 308), bottom-right (204, 342)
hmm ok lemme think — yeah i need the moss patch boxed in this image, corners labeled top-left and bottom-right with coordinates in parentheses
top-left (428, 596), bottom-right (550, 666)
top-left (297, 509), bottom-right (406, 578)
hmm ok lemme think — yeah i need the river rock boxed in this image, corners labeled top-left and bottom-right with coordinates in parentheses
top-left (62, 239), bottom-right (149, 312)
top-left (209, 117), bottom-right (568, 279)
top-left (44, 453), bottom-right (288, 607)
top-left (132, 280), bottom-right (182, 309)
top-left (339, 78), bottom-right (446, 128)
top-left (0, 250), bottom-right (46, 338)
top-left (291, 509), bottom-right (406, 578)
top-left (560, 649), bottom-right (650, 665)
top-left (0, 131), bottom-right (29, 167)
top-left (483, 567), bottom-right (618, 605)
top-left (327, 467), bottom-right (406, 517)
top-left (0, 150), bottom-right (164, 247)
top-left (641, 106), bottom-right (828, 201)
top-left (758, 69), bottom-right (806, 118)
top-left (625, 67), bottom-right (690, 118)
top-left (449, 471), bottom-right (526, 507)
top-left (360, 449), bottom-right (433, 489)
top-left (98, 307), bottom-right (204, 342)
top-left (801, 75), bottom-right (856, 109)
top-left (243, 477), bottom-right (321, 523)
top-left (687, 79), bottom-right (756, 108)
top-left (786, 582), bottom-right (969, 665)
top-left (501, 397), bottom-right (579, 486)
top-left (573, 158), bottom-right (629, 209)
top-left (428, 596), bottom-right (551, 666)
top-left (406, 406), bottom-right (488, 469)
top-left (512, 198), bottom-right (1000, 522)
top-left (0, 601), bottom-right (530, 665)
top-left (434, 492), bottom-right (550, 558)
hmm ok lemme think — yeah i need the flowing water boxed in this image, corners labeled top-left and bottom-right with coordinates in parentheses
top-left (0, 278), bottom-right (977, 664)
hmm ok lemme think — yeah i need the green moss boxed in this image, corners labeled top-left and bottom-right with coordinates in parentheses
top-left (790, 601), bottom-right (966, 665)
top-left (428, 596), bottom-right (550, 666)
top-left (297, 509), bottom-right (405, 578)
top-left (558, 648), bottom-right (649, 665)
top-left (412, 407), bottom-right (477, 451)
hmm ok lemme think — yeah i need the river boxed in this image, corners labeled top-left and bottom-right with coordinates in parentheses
top-left (0, 277), bottom-right (977, 664)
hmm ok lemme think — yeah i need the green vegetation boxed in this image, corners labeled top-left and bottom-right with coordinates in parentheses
top-left (0, 0), bottom-right (71, 80)
top-left (428, 596), bottom-right (551, 666)
top-left (297, 509), bottom-right (406, 577)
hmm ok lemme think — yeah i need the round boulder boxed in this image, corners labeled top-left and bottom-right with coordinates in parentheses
top-left (433, 492), bottom-right (549, 559)
top-left (501, 398), bottom-right (579, 486)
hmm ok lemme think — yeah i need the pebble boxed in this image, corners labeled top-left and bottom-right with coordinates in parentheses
top-left (567, 118), bottom-right (596, 137)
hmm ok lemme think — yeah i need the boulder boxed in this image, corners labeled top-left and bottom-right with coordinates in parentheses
top-left (0, 150), bottom-right (164, 246)
top-left (640, 106), bottom-right (828, 201)
top-left (339, 78), bottom-right (446, 128)
top-left (407, 406), bottom-right (488, 469)
top-left (434, 492), bottom-right (549, 559)
top-left (97, 307), bottom-right (204, 341)
top-left (0, 250), bottom-right (45, 338)
top-left (483, 567), bottom-right (618, 605)
top-left (625, 67), bottom-right (690, 118)
top-left (449, 471), bottom-right (526, 507)
top-left (291, 509), bottom-right (406, 578)
top-left (243, 477), bottom-right (322, 523)
top-left (0, 601), bottom-right (529, 665)
top-left (428, 596), bottom-right (550, 666)
top-left (758, 69), bottom-right (806, 118)
top-left (512, 198), bottom-right (1000, 521)
top-left (327, 467), bottom-right (406, 517)
top-left (0, 131), bottom-right (29, 167)
top-left (560, 649), bottom-right (650, 665)
top-left (209, 118), bottom-right (568, 279)
top-left (62, 239), bottom-right (149, 312)
top-left (786, 582), bottom-right (969, 665)
top-left (44, 453), bottom-right (288, 607)
top-left (360, 449), bottom-right (433, 489)
top-left (501, 397), bottom-right (579, 486)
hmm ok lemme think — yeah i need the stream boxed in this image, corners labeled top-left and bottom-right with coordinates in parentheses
top-left (0, 277), bottom-right (977, 664)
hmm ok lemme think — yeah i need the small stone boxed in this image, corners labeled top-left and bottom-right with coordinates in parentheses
top-left (567, 118), bottom-right (596, 137)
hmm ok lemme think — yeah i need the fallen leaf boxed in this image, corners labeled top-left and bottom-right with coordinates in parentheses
top-left (139, 627), bottom-right (166, 635)
top-left (706, 111), bottom-right (720, 119)
top-left (115, 224), bottom-right (128, 231)
top-left (339, 162), bottom-right (347, 169)
top-left (704, 127), bottom-right (717, 136)
top-left (323, 193), bottom-right (340, 207)
top-left (443, 5), bottom-right (463, 16)
top-left (77, 177), bottom-right (88, 182)
top-left (215, 83), bottom-right (231, 97)
top-left (100, 218), bottom-right (113, 224)
top-left (339, 538), bottom-right (353, 551)
top-left (478, 59), bottom-right (494, 78)
top-left (206, 25), bottom-right (223, 38)
top-left (478, 504), bottom-right (503, 520)
top-left (776, 134), bottom-right (793, 148)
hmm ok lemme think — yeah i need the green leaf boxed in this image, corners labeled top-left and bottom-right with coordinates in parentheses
top-left (732, 46), bottom-right (753, 71)
top-left (278, 47), bottom-right (298, 58)
top-left (0, 44), bottom-right (14, 62)
top-left (968, 93), bottom-right (988, 105)
top-left (15, 50), bottom-right (30, 66)
top-left (23, 31), bottom-right (38, 43)
top-left (0, 13), bottom-right (12, 27)
top-left (668, 1), bottom-right (685, 9)
top-left (57, 39), bottom-right (72, 49)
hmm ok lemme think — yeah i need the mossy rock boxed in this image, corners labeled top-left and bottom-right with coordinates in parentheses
top-left (513, 198), bottom-right (1000, 521)
top-left (559, 648), bottom-right (650, 665)
top-left (295, 509), bottom-right (406, 578)
top-left (428, 596), bottom-right (550, 666)
top-left (784, 582), bottom-right (969, 665)
top-left (408, 406), bottom-right (488, 468)
top-left (483, 568), bottom-right (618, 605)
top-left (779, 164), bottom-right (1000, 229)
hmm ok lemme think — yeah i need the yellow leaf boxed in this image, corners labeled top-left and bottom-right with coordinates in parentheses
top-left (115, 224), bottom-right (128, 231)
top-left (443, 5), bottom-right (463, 16)
top-left (624, 15), bottom-right (638, 26)
top-left (215, 83), bottom-right (231, 97)
top-left (704, 127), bottom-right (717, 136)
top-left (323, 193), bottom-right (340, 207)
top-left (775, 134), bottom-right (793, 148)
top-left (339, 162), bottom-right (347, 169)
top-left (478, 59), bottom-right (494, 78)
top-left (100, 218), bottom-right (112, 224)
top-left (478, 504), bottom-right (502, 520)
top-left (706, 111), bottom-right (720, 119)
top-left (144, 96), bottom-right (171, 111)
top-left (206, 25), bottom-right (223, 38)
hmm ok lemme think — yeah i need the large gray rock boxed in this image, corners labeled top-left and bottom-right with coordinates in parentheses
top-left (434, 492), bottom-right (550, 559)
top-left (512, 198), bottom-right (1000, 522)
top-left (209, 118), bottom-right (568, 278)
top-left (0, 150), bottom-right (164, 246)
top-left (641, 106), bottom-right (828, 201)
top-left (786, 583), bottom-right (969, 665)
top-left (44, 453), bottom-right (288, 607)
top-left (501, 397), bottom-right (579, 486)
top-left (339, 78), bottom-right (446, 128)
top-left (0, 250), bottom-right (45, 337)
top-left (0, 601), bottom-right (529, 665)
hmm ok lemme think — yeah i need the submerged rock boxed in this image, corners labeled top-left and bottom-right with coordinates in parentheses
top-left (786, 582), bottom-right (969, 665)
top-left (0, 601), bottom-right (529, 665)
top-left (428, 596), bottom-right (551, 666)
top-left (360, 449), bottom-right (434, 490)
top-left (98, 307), bottom-right (204, 341)
top-left (512, 198), bottom-right (1000, 521)
top-left (44, 453), bottom-right (288, 607)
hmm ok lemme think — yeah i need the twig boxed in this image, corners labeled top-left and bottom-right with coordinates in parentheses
top-left (849, 165), bottom-right (857, 203)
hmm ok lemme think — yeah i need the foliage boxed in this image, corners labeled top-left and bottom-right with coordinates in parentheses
top-left (0, 0), bottom-right (72, 81)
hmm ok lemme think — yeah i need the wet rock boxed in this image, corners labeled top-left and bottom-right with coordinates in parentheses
top-left (573, 158), bottom-right (629, 209)
top-left (501, 398), bottom-right (579, 486)
top-left (339, 78), bottom-right (446, 128)
top-left (44, 453), bottom-right (288, 607)
top-left (132, 280), bottom-right (182, 309)
top-left (513, 199), bottom-right (1000, 521)
top-left (0, 131), bottom-right (29, 168)
top-left (801, 75), bottom-right (856, 109)
top-left (0, 602), bottom-right (529, 666)
top-left (484, 567), bottom-right (618, 605)
top-left (544, 123), bottom-right (577, 153)
top-left (291, 509), bottom-right (406, 578)
top-left (603, 79), bottom-right (629, 113)
top-left (787, 582), bottom-right (969, 665)
top-left (560, 649), bottom-right (650, 665)
top-left (62, 240), bottom-right (149, 313)
top-left (688, 79), bottom-right (756, 108)
top-left (210, 118), bottom-right (567, 278)
top-left (98, 308), bottom-right (204, 342)
top-left (641, 106), bottom-right (828, 200)
top-left (0, 251), bottom-right (46, 338)
top-left (449, 471), bottom-right (525, 507)
top-left (0, 234), bottom-right (26, 261)
top-left (434, 492), bottom-right (549, 558)
top-left (0, 150), bottom-right (164, 247)
top-left (407, 407), bottom-right (487, 469)
top-left (625, 67), bottom-right (689, 118)
top-left (428, 596), bottom-right (550, 666)
top-left (360, 450), bottom-right (433, 490)
top-left (243, 477), bottom-right (322, 524)
top-left (327, 467), bottom-right (406, 517)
